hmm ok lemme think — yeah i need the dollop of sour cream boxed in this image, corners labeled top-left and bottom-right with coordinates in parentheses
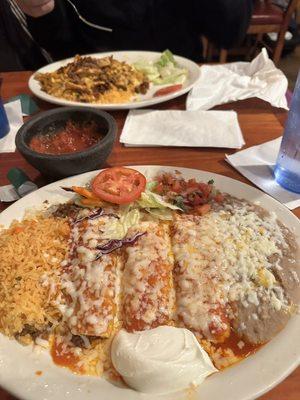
top-left (111, 326), bottom-right (217, 394)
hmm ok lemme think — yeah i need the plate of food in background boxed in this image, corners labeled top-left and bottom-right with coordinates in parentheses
top-left (0, 165), bottom-right (299, 400)
top-left (28, 50), bottom-right (200, 110)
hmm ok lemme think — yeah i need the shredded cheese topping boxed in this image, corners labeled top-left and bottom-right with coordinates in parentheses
top-left (123, 221), bottom-right (174, 331)
top-left (172, 199), bottom-right (292, 339)
top-left (59, 212), bottom-right (122, 337)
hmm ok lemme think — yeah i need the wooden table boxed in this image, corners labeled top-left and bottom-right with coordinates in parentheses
top-left (0, 71), bottom-right (299, 400)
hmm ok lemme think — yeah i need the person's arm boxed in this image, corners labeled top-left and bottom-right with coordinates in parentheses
top-left (192, 0), bottom-right (253, 49)
top-left (15, 0), bottom-right (88, 59)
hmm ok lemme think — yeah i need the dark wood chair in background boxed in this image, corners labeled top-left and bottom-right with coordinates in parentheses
top-left (204, 0), bottom-right (299, 65)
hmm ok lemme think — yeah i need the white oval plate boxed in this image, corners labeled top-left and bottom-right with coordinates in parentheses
top-left (0, 166), bottom-right (299, 400)
top-left (28, 51), bottom-right (200, 110)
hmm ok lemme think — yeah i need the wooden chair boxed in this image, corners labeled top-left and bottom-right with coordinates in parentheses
top-left (204, 0), bottom-right (299, 65)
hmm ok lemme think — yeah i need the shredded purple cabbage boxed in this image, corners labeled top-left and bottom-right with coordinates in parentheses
top-left (74, 208), bottom-right (104, 224)
top-left (74, 208), bottom-right (119, 224)
top-left (95, 232), bottom-right (146, 260)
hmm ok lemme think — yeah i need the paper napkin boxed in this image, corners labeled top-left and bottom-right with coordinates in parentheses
top-left (120, 109), bottom-right (245, 149)
top-left (8, 94), bottom-right (39, 116)
top-left (0, 184), bottom-right (20, 202)
top-left (226, 137), bottom-right (300, 210)
top-left (0, 100), bottom-right (23, 153)
top-left (187, 49), bottom-right (288, 111)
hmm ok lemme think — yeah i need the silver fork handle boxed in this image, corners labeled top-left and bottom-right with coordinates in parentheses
top-left (64, 0), bottom-right (113, 32)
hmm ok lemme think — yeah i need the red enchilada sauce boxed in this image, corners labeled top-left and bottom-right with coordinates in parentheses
top-left (51, 337), bottom-right (84, 374)
top-left (29, 121), bottom-right (104, 155)
top-left (218, 330), bottom-right (262, 359)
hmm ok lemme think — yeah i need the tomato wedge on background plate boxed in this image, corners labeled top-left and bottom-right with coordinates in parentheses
top-left (153, 84), bottom-right (183, 97)
top-left (92, 167), bottom-right (146, 204)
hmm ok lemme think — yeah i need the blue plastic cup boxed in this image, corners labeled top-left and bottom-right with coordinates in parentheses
top-left (274, 70), bottom-right (300, 193)
top-left (0, 98), bottom-right (9, 139)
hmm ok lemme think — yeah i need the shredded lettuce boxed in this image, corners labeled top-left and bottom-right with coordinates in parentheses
top-left (133, 62), bottom-right (160, 81)
top-left (104, 209), bottom-right (140, 240)
top-left (134, 50), bottom-right (188, 85)
top-left (137, 190), bottom-right (182, 211)
top-left (101, 190), bottom-right (179, 238)
top-left (155, 49), bottom-right (176, 67)
top-left (145, 208), bottom-right (174, 221)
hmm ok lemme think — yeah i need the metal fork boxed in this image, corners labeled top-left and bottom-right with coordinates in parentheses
top-left (64, 0), bottom-right (113, 32)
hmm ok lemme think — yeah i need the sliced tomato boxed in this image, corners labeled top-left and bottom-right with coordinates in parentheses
top-left (153, 84), bottom-right (183, 97)
top-left (91, 167), bottom-right (146, 205)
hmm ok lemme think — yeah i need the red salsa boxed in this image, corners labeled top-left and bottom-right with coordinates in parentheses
top-left (154, 172), bottom-right (224, 213)
top-left (29, 120), bottom-right (104, 154)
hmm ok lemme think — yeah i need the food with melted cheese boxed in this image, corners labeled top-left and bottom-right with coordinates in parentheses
top-left (122, 221), bottom-right (174, 331)
top-left (60, 210), bottom-right (122, 337)
top-left (0, 169), bottom-right (299, 393)
top-left (172, 213), bottom-right (230, 343)
top-left (35, 55), bottom-right (149, 104)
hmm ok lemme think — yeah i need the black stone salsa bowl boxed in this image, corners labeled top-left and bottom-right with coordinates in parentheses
top-left (15, 107), bottom-right (117, 178)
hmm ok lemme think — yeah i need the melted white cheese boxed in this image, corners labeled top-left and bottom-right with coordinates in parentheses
top-left (122, 221), bottom-right (174, 330)
top-left (59, 212), bottom-right (121, 336)
top-left (172, 200), bottom-right (290, 337)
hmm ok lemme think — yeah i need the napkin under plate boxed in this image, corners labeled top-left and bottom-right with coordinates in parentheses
top-left (120, 109), bottom-right (245, 149)
top-left (226, 137), bottom-right (300, 210)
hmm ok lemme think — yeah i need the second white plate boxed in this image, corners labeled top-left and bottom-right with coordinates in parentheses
top-left (29, 51), bottom-right (200, 110)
